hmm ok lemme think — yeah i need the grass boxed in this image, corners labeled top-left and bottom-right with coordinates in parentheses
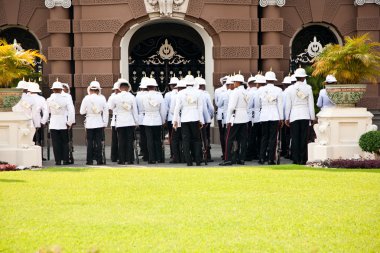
top-left (0, 165), bottom-right (379, 252)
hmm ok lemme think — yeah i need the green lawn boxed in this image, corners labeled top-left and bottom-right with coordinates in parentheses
top-left (0, 166), bottom-right (379, 253)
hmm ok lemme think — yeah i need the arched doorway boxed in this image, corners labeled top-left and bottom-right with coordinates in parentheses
top-left (290, 24), bottom-right (342, 72)
top-left (120, 18), bottom-right (214, 96)
top-left (128, 23), bottom-right (205, 93)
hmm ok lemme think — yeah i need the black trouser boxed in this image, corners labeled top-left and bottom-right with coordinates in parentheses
top-left (260, 121), bottom-right (279, 162)
top-left (33, 127), bottom-right (44, 146)
top-left (218, 120), bottom-right (225, 157)
top-left (201, 123), bottom-right (211, 160)
top-left (290, 120), bottom-right (310, 164)
top-left (139, 125), bottom-right (149, 160)
top-left (181, 121), bottom-right (202, 164)
top-left (111, 126), bottom-right (118, 162)
top-left (171, 127), bottom-right (183, 162)
top-left (86, 128), bottom-right (103, 163)
top-left (145, 125), bottom-right (162, 163)
top-left (252, 123), bottom-right (261, 159)
top-left (224, 123), bottom-right (247, 162)
top-left (117, 126), bottom-right (134, 163)
top-left (50, 129), bottom-right (69, 164)
top-left (281, 124), bottom-right (291, 158)
top-left (246, 123), bottom-right (254, 160)
top-left (167, 121), bottom-right (173, 158)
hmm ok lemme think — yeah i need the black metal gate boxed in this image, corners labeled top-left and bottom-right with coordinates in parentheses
top-left (129, 35), bottom-right (205, 93)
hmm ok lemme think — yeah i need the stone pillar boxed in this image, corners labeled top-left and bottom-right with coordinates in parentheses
top-left (47, 8), bottom-right (72, 87)
top-left (261, 6), bottom-right (283, 79)
top-left (308, 107), bottom-right (378, 161)
top-left (0, 112), bottom-right (42, 167)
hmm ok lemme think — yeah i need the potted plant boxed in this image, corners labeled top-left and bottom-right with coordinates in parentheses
top-left (312, 33), bottom-right (380, 107)
top-left (0, 39), bottom-right (46, 111)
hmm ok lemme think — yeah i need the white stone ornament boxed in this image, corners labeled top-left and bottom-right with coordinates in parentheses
top-left (259, 0), bottom-right (286, 7)
top-left (145, 0), bottom-right (189, 16)
top-left (355, 0), bottom-right (380, 5)
top-left (45, 0), bottom-right (72, 9)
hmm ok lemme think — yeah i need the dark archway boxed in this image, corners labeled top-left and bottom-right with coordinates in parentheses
top-left (128, 23), bottom-right (205, 93)
top-left (290, 24), bottom-right (341, 71)
top-left (0, 27), bottom-right (40, 50)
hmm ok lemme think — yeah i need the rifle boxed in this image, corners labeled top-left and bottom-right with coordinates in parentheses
top-left (134, 127), bottom-right (139, 164)
top-left (68, 127), bottom-right (74, 164)
top-left (102, 128), bottom-right (106, 165)
top-left (47, 121), bottom-right (51, 160)
top-left (200, 125), bottom-right (208, 165)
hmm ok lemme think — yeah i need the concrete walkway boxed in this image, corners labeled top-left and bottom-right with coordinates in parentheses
top-left (42, 144), bottom-right (292, 168)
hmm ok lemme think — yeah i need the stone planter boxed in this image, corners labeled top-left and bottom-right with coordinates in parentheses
top-left (0, 88), bottom-right (23, 112)
top-left (325, 84), bottom-right (367, 107)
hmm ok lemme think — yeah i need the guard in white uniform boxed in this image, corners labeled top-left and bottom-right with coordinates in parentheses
top-left (317, 75), bottom-right (336, 109)
top-left (220, 74), bottom-right (249, 166)
top-left (108, 80), bottom-right (121, 162)
top-left (245, 75), bottom-right (258, 161)
top-left (142, 78), bottom-right (167, 164)
top-left (136, 77), bottom-right (149, 161)
top-left (173, 74), bottom-right (204, 166)
top-left (256, 71), bottom-right (283, 165)
top-left (170, 79), bottom-right (186, 163)
top-left (80, 80), bottom-right (109, 165)
top-left (285, 68), bottom-right (315, 165)
top-left (214, 76), bottom-right (228, 158)
top-left (28, 82), bottom-right (48, 153)
top-left (281, 75), bottom-right (293, 159)
top-left (109, 81), bottom-right (138, 165)
top-left (196, 76), bottom-right (215, 162)
top-left (46, 81), bottom-right (75, 165)
top-left (165, 76), bottom-right (179, 159)
top-left (62, 83), bottom-right (76, 164)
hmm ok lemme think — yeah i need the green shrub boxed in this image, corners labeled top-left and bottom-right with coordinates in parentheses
top-left (359, 131), bottom-right (380, 155)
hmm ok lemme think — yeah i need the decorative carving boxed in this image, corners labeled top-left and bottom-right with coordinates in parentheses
top-left (142, 39), bottom-right (191, 65)
top-left (49, 74), bottom-right (72, 86)
top-left (45, 0), bottom-right (72, 8)
top-left (259, 0), bottom-right (286, 7)
top-left (186, 0), bottom-right (204, 18)
top-left (74, 19), bottom-right (123, 33)
top-left (128, 0), bottom-right (148, 18)
top-left (214, 46), bottom-right (252, 59)
top-left (48, 47), bottom-right (71, 60)
top-left (355, 0), bottom-right (380, 5)
top-left (314, 121), bottom-right (330, 145)
top-left (47, 19), bottom-right (71, 33)
top-left (75, 74), bottom-right (117, 88)
top-left (292, 36), bottom-right (322, 64)
top-left (252, 19), bottom-right (259, 32)
top-left (145, 0), bottom-right (188, 17)
top-left (74, 47), bottom-right (113, 60)
top-left (261, 45), bottom-right (283, 59)
top-left (251, 46), bottom-right (259, 59)
top-left (261, 18), bottom-right (283, 32)
top-left (212, 19), bottom-right (252, 33)
top-left (357, 17), bottom-right (380, 31)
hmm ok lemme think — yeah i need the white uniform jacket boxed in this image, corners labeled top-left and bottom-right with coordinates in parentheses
top-left (47, 93), bottom-right (75, 130)
top-left (217, 89), bottom-right (231, 126)
top-left (80, 94), bottom-right (109, 129)
top-left (256, 83), bottom-right (284, 122)
top-left (109, 91), bottom-right (138, 128)
top-left (142, 90), bottom-right (167, 126)
top-left (164, 91), bottom-right (173, 121)
top-left (136, 91), bottom-right (146, 125)
top-left (108, 93), bottom-right (117, 127)
top-left (31, 94), bottom-right (49, 127)
top-left (317, 89), bottom-right (334, 109)
top-left (247, 87), bottom-right (258, 125)
top-left (226, 86), bottom-right (249, 125)
top-left (214, 85), bottom-right (227, 121)
top-left (285, 81), bottom-right (315, 122)
top-left (202, 90), bottom-right (214, 124)
top-left (170, 91), bottom-right (181, 128)
top-left (174, 86), bottom-right (204, 124)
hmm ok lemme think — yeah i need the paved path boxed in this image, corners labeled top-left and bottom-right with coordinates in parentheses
top-left (42, 144), bottom-right (292, 168)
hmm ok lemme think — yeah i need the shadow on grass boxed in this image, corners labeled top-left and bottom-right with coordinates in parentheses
top-left (264, 165), bottom-right (380, 173)
top-left (0, 178), bottom-right (26, 183)
top-left (37, 167), bottom-right (90, 173)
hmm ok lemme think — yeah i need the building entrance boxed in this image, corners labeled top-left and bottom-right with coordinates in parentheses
top-left (128, 23), bottom-right (205, 93)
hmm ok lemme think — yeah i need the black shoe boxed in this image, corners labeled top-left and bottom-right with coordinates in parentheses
top-left (118, 161), bottom-right (125, 165)
top-left (219, 161), bottom-right (232, 166)
top-left (207, 159), bottom-right (214, 162)
top-left (187, 162), bottom-right (193, 166)
top-left (128, 161), bottom-right (134, 165)
top-left (237, 160), bottom-right (245, 165)
top-left (258, 160), bottom-right (265, 165)
top-left (42, 158), bottom-right (47, 161)
top-left (86, 162), bottom-right (93, 165)
top-left (55, 161), bottom-right (61, 165)
top-left (196, 162), bottom-right (201, 166)
top-left (268, 160), bottom-right (276, 165)
top-left (111, 160), bottom-right (117, 163)
top-left (169, 159), bottom-right (179, 164)
top-left (97, 161), bottom-right (104, 165)
top-left (148, 161), bottom-right (156, 164)
top-left (62, 161), bottom-right (70, 165)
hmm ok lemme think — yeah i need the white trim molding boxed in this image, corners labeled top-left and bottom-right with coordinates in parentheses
top-left (354, 0), bottom-right (380, 5)
top-left (259, 0), bottom-right (286, 7)
top-left (45, 0), bottom-right (72, 8)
